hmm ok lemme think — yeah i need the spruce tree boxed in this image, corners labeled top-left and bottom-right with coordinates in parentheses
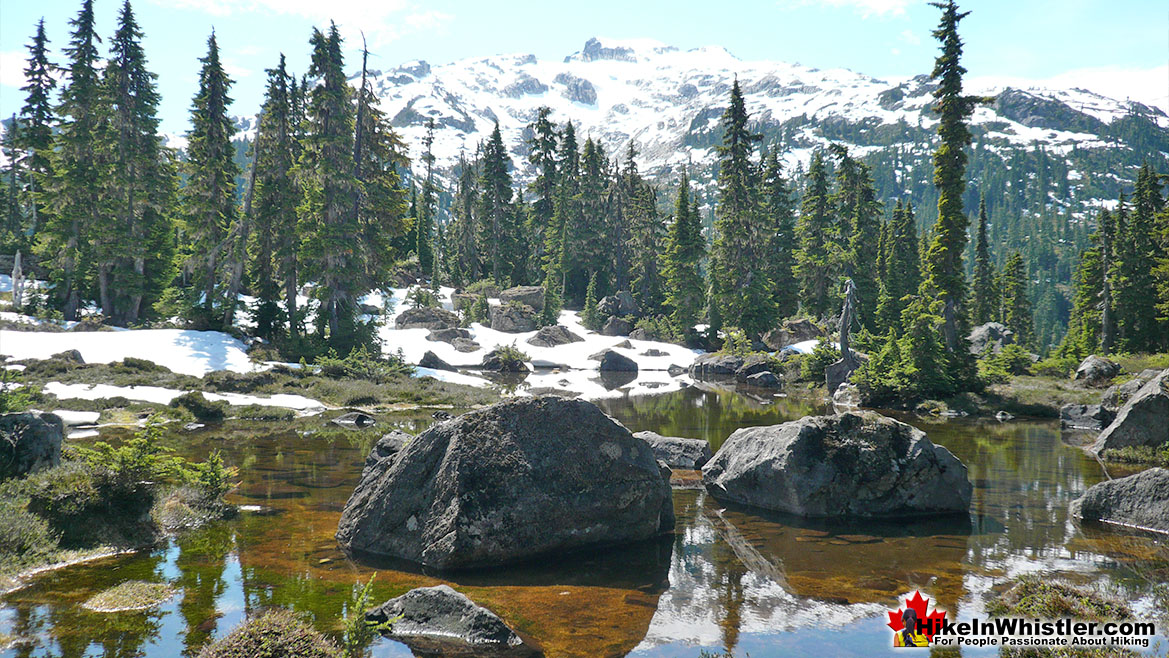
top-left (249, 54), bottom-right (298, 340)
top-left (416, 118), bottom-right (436, 277)
top-left (18, 18), bottom-right (56, 236)
top-left (100, 0), bottom-right (176, 325)
top-left (970, 194), bottom-right (997, 325)
top-left (582, 271), bottom-right (600, 330)
top-left (181, 32), bottom-right (239, 325)
top-left (760, 150), bottom-right (797, 319)
top-left (624, 144), bottom-right (665, 315)
top-left (296, 23), bottom-right (362, 350)
top-left (551, 122), bottom-right (582, 297)
top-left (834, 145), bottom-right (881, 328)
top-left (477, 124), bottom-right (518, 285)
top-left (42, 0), bottom-right (107, 320)
top-left (795, 150), bottom-right (834, 317)
top-left (999, 251), bottom-right (1032, 347)
top-left (449, 152), bottom-right (480, 286)
top-left (1112, 164), bottom-right (1163, 352)
top-left (663, 168), bottom-right (706, 333)
top-left (918, 0), bottom-right (982, 387)
top-left (709, 79), bottom-right (773, 335)
top-left (526, 106), bottom-right (558, 281)
top-left (573, 138), bottom-right (609, 294)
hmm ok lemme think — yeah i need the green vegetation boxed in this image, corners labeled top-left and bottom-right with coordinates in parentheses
top-left (169, 391), bottom-right (228, 422)
top-left (82, 580), bottom-right (177, 612)
top-left (197, 609), bottom-right (342, 658)
top-left (341, 574), bottom-right (396, 658)
top-left (1100, 445), bottom-right (1169, 467)
top-left (987, 576), bottom-right (1139, 657)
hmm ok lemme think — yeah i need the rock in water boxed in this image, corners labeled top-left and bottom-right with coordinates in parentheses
top-left (1074, 355), bottom-right (1121, 386)
top-left (688, 353), bottom-right (744, 379)
top-left (1070, 468), bottom-right (1169, 534)
top-left (1060, 403), bottom-right (1114, 431)
top-left (366, 585), bottom-right (537, 657)
top-left (1092, 368), bottom-right (1169, 453)
top-left (702, 411), bottom-right (972, 518)
top-left (597, 349), bottom-right (638, 372)
top-left (336, 397), bottom-right (674, 569)
top-left (0, 412), bottom-right (64, 479)
top-left (526, 325), bottom-right (583, 347)
top-left (633, 431), bottom-right (713, 469)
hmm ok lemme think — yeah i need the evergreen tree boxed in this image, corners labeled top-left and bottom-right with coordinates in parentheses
top-left (709, 79), bottom-right (774, 335)
top-left (249, 54), bottom-right (298, 340)
top-left (1112, 164), bottom-right (1163, 352)
top-left (572, 137), bottom-right (609, 294)
top-left (834, 145), bottom-right (881, 328)
top-left (42, 0), bottom-right (107, 320)
top-left (181, 32), bottom-right (239, 324)
top-left (624, 144), bottom-right (665, 315)
top-left (921, 0), bottom-right (980, 358)
top-left (17, 18), bottom-right (56, 237)
top-left (663, 168), bottom-right (706, 332)
top-left (416, 118), bottom-right (436, 277)
top-left (526, 106), bottom-right (558, 281)
top-left (760, 150), bottom-right (797, 318)
top-left (551, 122), bottom-right (583, 297)
top-left (449, 152), bottom-right (479, 286)
top-left (582, 271), bottom-right (600, 330)
top-left (999, 251), bottom-right (1032, 347)
top-left (970, 194), bottom-right (997, 325)
top-left (2, 118), bottom-right (23, 248)
top-left (795, 151), bottom-right (834, 317)
top-left (477, 124), bottom-right (519, 285)
top-left (100, 0), bottom-right (176, 325)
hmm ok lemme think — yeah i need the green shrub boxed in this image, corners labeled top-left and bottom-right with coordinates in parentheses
top-left (169, 392), bottom-right (228, 422)
top-left (634, 315), bottom-right (679, 343)
top-left (342, 574), bottom-right (396, 657)
top-left (192, 451), bottom-right (237, 500)
top-left (489, 344), bottom-right (529, 370)
top-left (464, 278), bottom-right (501, 297)
top-left (115, 357), bottom-right (165, 373)
top-left (232, 404), bottom-right (294, 421)
top-left (799, 337), bottom-right (841, 383)
top-left (404, 286), bottom-right (440, 309)
top-left (316, 345), bottom-right (413, 383)
top-left (986, 575), bottom-right (1130, 621)
top-left (467, 295), bottom-right (490, 324)
top-left (0, 369), bottom-right (32, 413)
top-left (1101, 444), bottom-right (1169, 466)
top-left (719, 327), bottom-right (753, 358)
top-left (197, 609), bottom-right (342, 658)
top-left (0, 496), bottom-right (58, 564)
top-left (978, 344), bottom-right (1034, 384)
top-left (1030, 354), bottom-right (1079, 378)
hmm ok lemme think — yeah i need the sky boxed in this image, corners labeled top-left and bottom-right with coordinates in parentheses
top-left (1, 0), bottom-right (1167, 136)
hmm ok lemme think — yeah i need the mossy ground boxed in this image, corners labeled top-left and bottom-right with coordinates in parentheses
top-left (82, 580), bottom-right (177, 612)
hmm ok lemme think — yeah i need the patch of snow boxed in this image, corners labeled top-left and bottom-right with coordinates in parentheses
top-left (43, 382), bottom-right (325, 415)
top-left (0, 329), bottom-right (256, 376)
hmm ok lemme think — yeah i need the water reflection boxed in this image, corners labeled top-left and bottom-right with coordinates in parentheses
top-left (2, 390), bottom-right (1166, 658)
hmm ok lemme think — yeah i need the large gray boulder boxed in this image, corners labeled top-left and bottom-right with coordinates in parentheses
top-left (489, 304), bottom-right (537, 333)
top-left (397, 307), bottom-right (461, 330)
top-left (702, 411), bottom-right (972, 518)
top-left (597, 349), bottom-right (638, 372)
top-left (500, 286), bottom-right (545, 312)
top-left (1092, 369), bottom-right (1169, 453)
top-left (480, 347), bottom-right (530, 373)
top-left (526, 325), bottom-right (583, 348)
top-left (1060, 404), bottom-right (1115, 431)
top-left (762, 318), bottom-right (824, 350)
top-left (688, 353), bottom-right (743, 379)
top-left (336, 397), bottom-right (674, 569)
top-left (451, 292), bottom-right (479, 312)
top-left (427, 327), bottom-right (472, 344)
top-left (1071, 468), bottom-right (1169, 534)
top-left (633, 431), bottom-right (712, 470)
top-left (451, 337), bottom-right (481, 353)
top-left (0, 412), bottom-right (64, 480)
top-left (1101, 369), bottom-right (1162, 412)
top-left (362, 430), bottom-right (412, 479)
top-left (598, 291), bottom-right (638, 318)
top-left (366, 585), bottom-right (537, 657)
top-left (967, 322), bottom-right (1014, 355)
top-left (419, 350), bottom-right (455, 372)
top-left (600, 316), bottom-right (633, 337)
top-left (1074, 355), bottom-right (1121, 386)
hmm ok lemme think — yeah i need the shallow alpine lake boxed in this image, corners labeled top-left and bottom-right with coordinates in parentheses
top-left (2, 384), bottom-right (1167, 657)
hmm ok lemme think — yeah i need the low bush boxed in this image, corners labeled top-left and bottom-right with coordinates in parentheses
top-left (198, 609), bottom-right (342, 658)
top-left (0, 496), bottom-right (58, 565)
top-left (232, 404), bottom-right (294, 421)
top-left (169, 392), bottom-right (228, 422)
top-left (1030, 354), bottom-right (1079, 378)
top-left (464, 278), bottom-right (501, 298)
top-left (636, 315), bottom-right (680, 343)
top-left (978, 344), bottom-right (1034, 384)
top-left (404, 286), bottom-right (440, 309)
top-left (799, 337), bottom-right (841, 383)
top-left (316, 345), bottom-right (413, 383)
top-left (1101, 444), bottom-right (1169, 466)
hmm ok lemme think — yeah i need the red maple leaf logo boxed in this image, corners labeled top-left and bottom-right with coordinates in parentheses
top-left (887, 590), bottom-right (948, 641)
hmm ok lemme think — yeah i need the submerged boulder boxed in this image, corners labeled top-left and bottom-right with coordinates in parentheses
top-left (396, 307), bottom-right (461, 330)
top-left (1074, 355), bottom-right (1121, 386)
top-left (526, 325), bottom-right (583, 348)
top-left (1071, 468), bottom-right (1169, 534)
top-left (702, 411), bottom-right (972, 518)
top-left (1092, 368), bottom-right (1169, 453)
top-left (336, 397), bottom-right (674, 569)
top-left (366, 585), bottom-right (537, 657)
top-left (0, 412), bottom-right (64, 480)
top-left (633, 431), bottom-right (712, 470)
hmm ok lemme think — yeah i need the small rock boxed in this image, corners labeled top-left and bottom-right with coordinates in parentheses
top-left (366, 585), bottom-right (535, 656)
top-left (427, 327), bottom-right (472, 344)
top-left (995, 410), bottom-right (1015, 422)
top-left (526, 325), bottom-right (583, 348)
top-left (451, 337), bottom-right (481, 353)
top-left (634, 431), bottom-right (713, 469)
top-left (396, 307), bottom-right (461, 330)
top-left (332, 412), bottom-right (376, 428)
top-left (598, 291), bottom-right (638, 317)
top-left (667, 364), bottom-right (685, 377)
top-left (641, 348), bottom-right (668, 357)
top-left (0, 412), bottom-right (63, 479)
top-left (359, 303), bottom-right (381, 316)
top-left (613, 339), bottom-right (633, 349)
top-left (50, 349), bottom-right (85, 364)
top-left (747, 371), bottom-right (782, 388)
top-left (183, 422), bottom-right (205, 431)
top-left (489, 303), bottom-right (537, 333)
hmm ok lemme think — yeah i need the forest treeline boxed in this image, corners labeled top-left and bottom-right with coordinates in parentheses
top-left (2, 0), bottom-right (1167, 401)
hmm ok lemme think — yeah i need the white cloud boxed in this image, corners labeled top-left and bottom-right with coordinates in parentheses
top-left (152, 0), bottom-right (452, 48)
top-left (899, 28), bottom-right (921, 45)
top-left (969, 64), bottom-right (1169, 114)
top-left (0, 50), bottom-right (27, 89)
top-left (778, 0), bottom-right (914, 18)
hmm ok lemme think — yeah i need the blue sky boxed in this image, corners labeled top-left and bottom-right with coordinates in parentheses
top-left (1, 0), bottom-right (1166, 136)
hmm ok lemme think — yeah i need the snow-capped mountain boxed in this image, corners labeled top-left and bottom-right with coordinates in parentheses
top-left (364, 37), bottom-right (1167, 206)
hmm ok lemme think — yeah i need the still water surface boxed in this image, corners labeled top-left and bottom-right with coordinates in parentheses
top-left (2, 385), bottom-right (1166, 657)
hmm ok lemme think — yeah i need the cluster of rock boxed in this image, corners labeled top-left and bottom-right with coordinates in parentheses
top-left (687, 353), bottom-right (782, 388)
top-left (1091, 367), bottom-right (1169, 454)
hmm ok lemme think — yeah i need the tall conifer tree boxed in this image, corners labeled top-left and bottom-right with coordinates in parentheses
top-left (795, 151), bottom-right (834, 317)
top-left (663, 168), bottom-right (706, 332)
top-left (970, 195), bottom-right (996, 325)
top-left (18, 18), bottom-right (56, 236)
